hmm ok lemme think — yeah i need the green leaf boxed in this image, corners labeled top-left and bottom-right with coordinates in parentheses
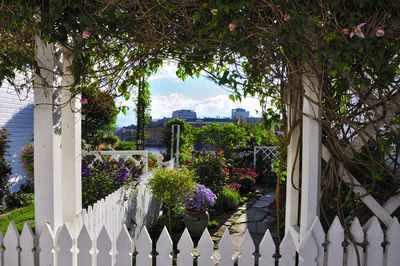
top-left (121, 106), bottom-right (127, 115)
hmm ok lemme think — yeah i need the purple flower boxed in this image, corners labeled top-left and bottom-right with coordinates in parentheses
top-left (183, 184), bottom-right (217, 212)
top-left (283, 13), bottom-right (291, 22)
top-left (375, 26), bottom-right (384, 37)
top-left (350, 23), bottom-right (366, 39)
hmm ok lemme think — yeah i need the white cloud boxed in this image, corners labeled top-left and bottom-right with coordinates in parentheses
top-left (148, 61), bottom-right (179, 81)
top-left (150, 93), bottom-right (262, 119)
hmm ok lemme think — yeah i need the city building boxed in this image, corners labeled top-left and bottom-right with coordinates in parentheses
top-left (145, 118), bottom-right (170, 146)
top-left (186, 117), bottom-right (232, 128)
top-left (231, 108), bottom-right (250, 121)
top-left (172, 109), bottom-right (197, 121)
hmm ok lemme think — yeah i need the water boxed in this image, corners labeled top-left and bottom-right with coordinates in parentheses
top-left (145, 146), bottom-right (166, 155)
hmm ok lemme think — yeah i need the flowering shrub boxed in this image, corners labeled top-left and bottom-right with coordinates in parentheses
top-left (183, 184), bottom-right (216, 212)
top-left (82, 157), bottom-right (141, 208)
top-left (0, 128), bottom-right (11, 200)
top-left (230, 168), bottom-right (258, 182)
top-left (190, 153), bottom-right (226, 194)
top-left (20, 142), bottom-right (34, 189)
top-left (225, 182), bottom-right (241, 193)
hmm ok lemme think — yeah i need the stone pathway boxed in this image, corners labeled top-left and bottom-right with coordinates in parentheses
top-left (210, 185), bottom-right (278, 264)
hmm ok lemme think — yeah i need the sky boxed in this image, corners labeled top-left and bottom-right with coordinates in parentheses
top-left (116, 62), bottom-right (262, 127)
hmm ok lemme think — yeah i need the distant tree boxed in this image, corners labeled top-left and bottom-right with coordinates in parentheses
top-left (194, 123), bottom-right (249, 153)
top-left (81, 87), bottom-right (119, 146)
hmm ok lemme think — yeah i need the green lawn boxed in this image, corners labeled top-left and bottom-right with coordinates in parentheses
top-left (0, 205), bottom-right (35, 234)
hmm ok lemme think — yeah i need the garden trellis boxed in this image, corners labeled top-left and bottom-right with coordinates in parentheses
top-left (253, 146), bottom-right (279, 182)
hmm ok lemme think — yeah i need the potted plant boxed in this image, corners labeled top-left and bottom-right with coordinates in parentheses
top-left (147, 167), bottom-right (196, 233)
top-left (182, 184), bottom-right (217, 237)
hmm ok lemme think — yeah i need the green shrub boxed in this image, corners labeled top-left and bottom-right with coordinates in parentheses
top-left (190, 154), bottom-right (226, 194)
top-left (147, 167), bottom-right (196, 232)
top-left (162, 118), bottom-right (194, 163)
top-left (114, 141), bottom-right (137, 150)
top-left (208, 219), bottom-right (219, 229)
top-left (217, 187), bottom-right (241, 211)
top-left (147, 152), bottom-right (159, 169)
top-left (147, 167), bottom-right (196, 209)
top-left (238, 176), bottom-right (256, 194)
top-left (5, 192), bottom-right (34, 209)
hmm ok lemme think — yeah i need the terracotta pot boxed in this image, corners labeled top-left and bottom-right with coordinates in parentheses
top-left (183, 210), bottom-right (209, 238)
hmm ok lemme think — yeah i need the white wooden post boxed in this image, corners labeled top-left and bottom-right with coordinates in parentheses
top-left (171, 124), bottom-right (180, 166)
top-left (285, 89), bottom-right (301, 233)
top-left (34, 35), bottom-right (64, 234)
top-left (61, 47), bottom-right (82, 222)
top-left (300, 69), bottom-right (322, 237)
top-left (176, 124), bottom-right (180, 166)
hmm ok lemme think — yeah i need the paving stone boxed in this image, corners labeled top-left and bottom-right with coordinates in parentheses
top-left (252, 198), bottom-right (275, 208)
top-left (210, 185), bottom-right (279, 254)
top-left (231, 222), bottom-right (248, 234)
top-left (235, 213), bottom-right (248, 223)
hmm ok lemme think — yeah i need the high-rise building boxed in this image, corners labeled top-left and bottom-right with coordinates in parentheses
top-left (172, 109), bottom-right (197, 120)
top-left (231, 108), bottom-right (250, 121)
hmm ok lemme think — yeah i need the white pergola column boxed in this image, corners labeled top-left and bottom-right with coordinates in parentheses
top-left (61, 48), bottom-right (82, 222)
top-left (300, 70), bottom-right (322, 237)
top-left (34, 36), bottom-right (63, 234)
top-left (285, 90), bottom-right (301, 234)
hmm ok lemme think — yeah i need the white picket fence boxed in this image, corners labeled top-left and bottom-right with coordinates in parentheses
top-left (1, 215), bottom-right (399, 266)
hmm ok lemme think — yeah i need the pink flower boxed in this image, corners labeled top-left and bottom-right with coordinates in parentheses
top-left (228, 23), bottom-right (236, 31)
top-left (341, 28), bottom-right (350, 35)
top-left (283, 13), bottom-right (291, 22)
top-left (122, 130), bottom-right (125, 134)
top-left (65, 66), bottom-right (71, 73)
top-left (350, 23), bottom-right (366, 38)
top-left (82, 31), bottom-right (90, 39)
top-left (80, 98), bottom-right (88, 105)
top-left (375, 26), bottom-right (384, 37)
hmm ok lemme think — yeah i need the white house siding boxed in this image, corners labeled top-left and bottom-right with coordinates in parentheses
top-left (0, 84), bottom-right (34, 191)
